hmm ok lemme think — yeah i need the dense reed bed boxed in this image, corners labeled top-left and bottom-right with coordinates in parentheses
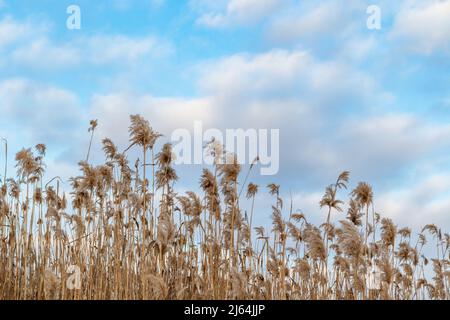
top-left (0, 115), bottom-right (448, 300)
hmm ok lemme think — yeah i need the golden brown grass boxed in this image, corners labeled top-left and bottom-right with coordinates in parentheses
top-left (0, 115), bottom-right (448, 300)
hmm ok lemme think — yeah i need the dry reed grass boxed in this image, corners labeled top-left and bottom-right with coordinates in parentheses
top-left (0, 115), bottom-right (448, 300)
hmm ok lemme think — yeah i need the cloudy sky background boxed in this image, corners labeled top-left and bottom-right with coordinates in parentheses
top-left (0, 0), bottom-right (449, 232)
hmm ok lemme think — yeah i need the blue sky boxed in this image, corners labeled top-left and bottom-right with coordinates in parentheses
top-left (0, 0), bottom-right (449, 231)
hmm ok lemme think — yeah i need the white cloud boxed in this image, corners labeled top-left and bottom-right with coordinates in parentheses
top-left (198, 49), bottom-right (375, 105)
top-left (89, 93), bottom-right (215, 148)
top-left (337, 36), bottom-right (377, 62)
top-left (0, 16), bottom-right (173, 69)
top-left (391, 0), bottom-right (450, 55)
top-left (83, 35), bottom-right (173, 64)
top-left (292, 191), bottom-right (324, 219)
top-left (264, 0), bottom-right (381, 64)
top-left (269, 2), bottom-right (349, 42)
top-left (196, 0), bottom-right (284, 27)
top-left (334, 115), bottom-right (450, 180)
top-left (11, 34), bottom-right (173, 69)
top-left (0, 79), bottom-right (82, 143)
top-left (377, 173), bottom-right (450, 230)
top-left (0, 16), bottom-right (43, 50)
top-left (11, 37), bottom-right (80, 68)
